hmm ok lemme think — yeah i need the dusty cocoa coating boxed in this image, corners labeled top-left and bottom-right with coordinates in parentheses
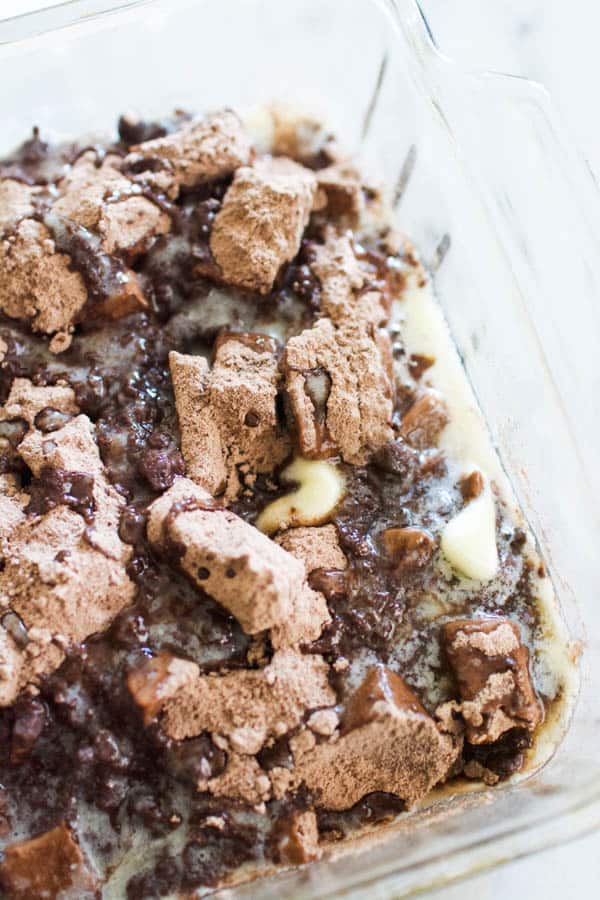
top-left (312, 228), bottom-right (363, 309)
top-left (442, 618), bottom-right (543, 744)
top-left (18, 415), bottom-right (129, 562)
top-left (343, 665), bottom-right (428, 731)
top-left (155, 649), bottom-right (334, 753)
top-left (275, 524), bottom-right (347, 573)
top-left (0, 824), bottom-right (96, 899)
top-left (0, 178), bottom-right (36, 235)
top-left (53, 151), bottom-right (171, 256)
top-left (316, 163), bottom-right (365, 224)
top-left (0, 413), bottom-right (134, 705)
top-left (0, 474), bottom-right (28, 556)
top-left (0, 218), bottom-right (87, 339)
top-left (290, 667), bottom-right (460, 810)
top-left (127, 652), bottom-right (200, 724)
top-left (124, 109), bottom-right (252, 198)
top-left (282, 316), bottom-right (393, 464)
top-left (168, 351), bottom-right (225, 493)
top-left (201, 752), bottom-right (271, 806)
top-left (0, 378), bottom-right (78, 429)
top-left (170, 334), bottom-right (291, 500)
top-left (399, 389), bottom-right (449, 449)
top-left (147, 478), bottom-right (330, 646)
top-left (210, 157), bottom-right (319, 293)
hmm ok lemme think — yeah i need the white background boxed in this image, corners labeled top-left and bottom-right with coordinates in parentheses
top-left (1, 0), bottom-right (599, 896)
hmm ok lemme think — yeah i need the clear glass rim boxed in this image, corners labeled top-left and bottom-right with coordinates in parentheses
top-left (2, 0), bottom-right (599, 895)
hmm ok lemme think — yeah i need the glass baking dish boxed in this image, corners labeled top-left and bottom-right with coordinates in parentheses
top-left (1, 0), bottom-right (599, 896)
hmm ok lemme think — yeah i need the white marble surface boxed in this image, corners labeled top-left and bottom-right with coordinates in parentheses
top-left (419, 7), bottom-right (599, 896)
top-left (1, 0), bottom-right (598, 897)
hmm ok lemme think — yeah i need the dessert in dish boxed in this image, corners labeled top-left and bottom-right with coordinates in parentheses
top-left (0, 106), bottom-right (575, 898)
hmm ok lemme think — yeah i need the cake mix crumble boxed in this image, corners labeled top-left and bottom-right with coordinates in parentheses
top-left (0, 106), bottom-right (572, 898)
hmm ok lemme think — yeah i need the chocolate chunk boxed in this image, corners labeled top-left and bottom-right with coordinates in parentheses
top-left (282, 316), bottom-right (393, 464)
top-left (399, 389), bottom-right (449, 449)
top-left (275, 810), bottom-right (321, 865)
top-left (170, 334), bottom-right (290, 500)
top-left (127, 652), bottom-right (200, 724)
top-left (124, 109), bottom-right (252, 198)
top-left (342, 665), bottom-right (427, 732)
top-left (442, 618), bottom-right (543, 744)
top-left (382, 526), bottom-right (435, 571)
top-left (372, 438), bottom-right (419, 481)
top-left (290, 666), bottom-right (460, 809)
top-left (459, 470), bottom-right (484, 501)
top-left (0, 824), bottom-right (96, 899)
top-left (210, 157), bottom-right (319, 293)
top-left (147, 478), bottom-right (330, 647)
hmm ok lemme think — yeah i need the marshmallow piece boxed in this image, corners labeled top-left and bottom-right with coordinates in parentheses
top-left (441, 478), bottom-right (499, 581)
top-left (210, 157), bottom-right (318, 293)
top-left (0, 473), bottom-right (28, 555)
top-left (0, 415), bottom-right (135, 705)
top-left (170, 333), bottom-right (291, 500)
top-left (0, 378), bottom-right (78, 428)
top-left (0, 218), bottom-right (87, 338)
top-left (0, 824), bottom-right (96, 899)
top-left (201, 753), bottom-right (271, 806)
top-left (282, 316), bottom-right (393, 464)
top-left (135, 648), bottom-right (335, 752)
top-left (0, 178), bottom-right (36, 235)
top-left (147, 478), bottom-right (330, 646)
top-left (291, 666), bottom-right (460, 810)
top-left (276, 524), bottom-right (347, 573)
top-left (124, 109), bottom-right (252, 198)
top-left (53, 151), bottom-right (171, 256)
top-left (257, 458), bottom-right (346, 535)
top-left (316, 164), bottom-right (366, 224)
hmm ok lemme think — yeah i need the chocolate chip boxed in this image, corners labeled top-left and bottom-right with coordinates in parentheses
top-left (33, 407), bottom-right (73, 434)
